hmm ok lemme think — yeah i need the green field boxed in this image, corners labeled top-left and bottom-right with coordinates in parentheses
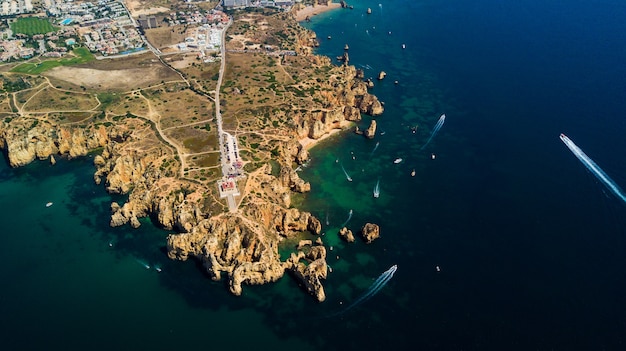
top-left (11, 47), bottom-right (95, 75)
top-left (10, 17), bottom-right (58, 36)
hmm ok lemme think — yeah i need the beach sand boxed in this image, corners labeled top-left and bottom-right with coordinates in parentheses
top-left (299, 121), bottom-right (354, 150)
top-left (295, 3), bottom-right (343, 22)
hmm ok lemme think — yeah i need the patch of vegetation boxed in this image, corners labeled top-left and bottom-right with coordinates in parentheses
top-left (10, 17), bottom-right (58, 36)
top-left (1, 77), bottom-right (30, 92)
top-left (11, 47), bottom-right (94, 74)
top-left (97, 92), bottom-right (119, 109)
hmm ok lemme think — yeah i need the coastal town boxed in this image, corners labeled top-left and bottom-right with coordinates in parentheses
top-left (0, 0), bottom-right (233, 60)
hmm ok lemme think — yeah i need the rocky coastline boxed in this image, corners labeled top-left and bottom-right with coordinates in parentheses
top-left (0, 9), bottom-right (384, 302)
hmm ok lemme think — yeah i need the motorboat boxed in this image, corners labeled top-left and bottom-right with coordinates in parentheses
top-left (393, 158), bottom-right (402, 164)
top-left (373, 179), bottom-right (380, 198)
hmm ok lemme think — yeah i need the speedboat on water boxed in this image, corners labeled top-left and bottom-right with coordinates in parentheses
top-left (373, 180), bottom-right (380, 198)
top-left (431, 153), bottom-right (436, 160)
top-left (46, 202), bottom-right (53, 207)
top-left (394, 158), bottom-right (402, 164)
top-left (411, 169), bottom-right (415, 177)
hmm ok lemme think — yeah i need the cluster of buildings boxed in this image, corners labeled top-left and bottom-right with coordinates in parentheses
top-left (163, 8), bottom-right (229, 27)
top-left (0, 39), bottom-right (34, 60)
top-left (222, 0), bottom-right (295, 9)
top-left (1, 0), bottom-right (33, 16)
top-left (178, 24), bottom-right (222, 53)
top-left (40, 0), bottom-right (143, 56)
top-left (158, 8), bottom-right (229, 59)
top-left (81, 22), bottom-right (143, 56)
top-left (0, 0), bottom-right (236, 61)
top-left (0, 25), bottom-right (77, 61)
top-left (45, 0), bottom-right (131, 26)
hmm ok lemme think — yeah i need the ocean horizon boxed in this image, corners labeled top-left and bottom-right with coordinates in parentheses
top-left (3, 0), bottom-right (626, 350)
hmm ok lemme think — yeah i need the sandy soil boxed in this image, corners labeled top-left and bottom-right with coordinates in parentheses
top-left (125, 0), bottom-right (170, 17)
top-left (295, 3), bottom-right (342, 22)
top-left (45, 66), bottom-right (168, 91)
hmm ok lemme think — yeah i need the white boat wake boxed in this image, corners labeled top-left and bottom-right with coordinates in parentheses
top-left (373, 179), bottom-right (380, 198)
top-left (420, 114), bottom-right (446, 150)
top-left (333, 265), bottom-right (397, 316)
top-left (341, 209), bottom-right (353, 228)
top-left (341, 163), bottom-right (353, 182)
top-left (370, 141), bottom-right (380, 156)
top-left (560, 133), bottom-right (626, 204)
top-left (135, 258), bottom-right (151, 270)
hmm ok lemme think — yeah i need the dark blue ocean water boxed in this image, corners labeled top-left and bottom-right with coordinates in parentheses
top-left (2, 1), bottom-right (626, 350)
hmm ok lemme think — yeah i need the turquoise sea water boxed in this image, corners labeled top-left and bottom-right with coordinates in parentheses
top-left (3, 0), bottom-right (626, 350)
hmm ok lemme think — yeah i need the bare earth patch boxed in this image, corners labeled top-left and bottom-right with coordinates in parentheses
top-left (46, 66), bottom-right (172, 91)
top-left (125, 0), bottom-right (170, 17)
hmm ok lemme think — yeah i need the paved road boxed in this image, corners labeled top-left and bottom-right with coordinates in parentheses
top-left (214, 19), bottom-right (240, 213)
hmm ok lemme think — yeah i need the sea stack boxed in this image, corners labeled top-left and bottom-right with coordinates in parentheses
top-left (377, 71), bottom-right (386, 80)
top-left (361, 223), bottom-right (380, 243)
top-left (367, 7), bottom-right (372, 14)
top-left (364, 120), bottom-right (377, 139)
top-left (339, 227), bottom-right (355, 243)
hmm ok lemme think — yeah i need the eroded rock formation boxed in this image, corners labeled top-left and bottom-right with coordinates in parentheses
top-left (0, 120), bottom-right (108, 167)
top-left (339, 226), bottom-right (355, 242)
top-left (361, 223), bottom-right (380, 243)
top-left (364, 120), bottom-right (377, 139)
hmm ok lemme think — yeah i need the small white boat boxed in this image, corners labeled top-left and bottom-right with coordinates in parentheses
top-left (45, 202), bottom-right (53, 207)
top-left (373, 179), bottom-right (380, 198)
top-left (402, 43), bottom-right (406, 49)
top-left (341, 164), bottom-right (353, 182)
top-left (436, 265), bottom-right (441, 272)
top-left (431, 153), bottom-right (436, 160)
top-left (393, 158), bottom-right (403, 164)
top-left (411, 169), bottom-right (415, 177)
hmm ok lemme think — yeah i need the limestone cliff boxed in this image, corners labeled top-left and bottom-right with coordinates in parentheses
top-left (166, 204), bottom-right (325, 299)
top-left (285, 245), bottom-right (328, 302)
top-left (0, 119), bottom-right (108, 167)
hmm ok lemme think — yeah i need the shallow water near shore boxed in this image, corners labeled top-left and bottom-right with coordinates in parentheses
top-left (3, 0), bottom-right (626, 349)
top-left (0, 156), bottom-right (315, 350)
